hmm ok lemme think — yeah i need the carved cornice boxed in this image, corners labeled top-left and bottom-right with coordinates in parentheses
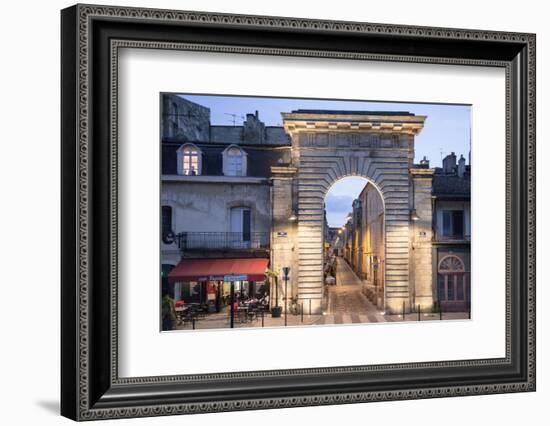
top-left (270, 166), bottom-right (298, 178)
top-left (283, 113), bottom-right (426, 136)
top-left (410, 168), bottom-right (435, 177)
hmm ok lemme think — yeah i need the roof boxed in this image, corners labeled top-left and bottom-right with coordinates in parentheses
top-left (162, 142), bottom-right (291, 177)
top-left (433, 174), bottom-right (470, 199)
top-left (210, 126), bottom-right (289, 145)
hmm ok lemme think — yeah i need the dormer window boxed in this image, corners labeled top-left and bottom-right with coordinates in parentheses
top-left (177, 143), bottom-right (202, 176)
top-left (223, 145), bottom-right (247, 177)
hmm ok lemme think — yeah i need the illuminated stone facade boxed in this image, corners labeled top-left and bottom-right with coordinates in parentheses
top-left (273, 110), bottom-right (427, 314)
top-left (161, 95), bottom-right (470, 316)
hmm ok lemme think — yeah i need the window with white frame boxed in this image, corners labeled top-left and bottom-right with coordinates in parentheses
top-left (230, 207), bottom-right (251, 248)
top-left (177, 143), bottom-right (202, 176)
top-left (223, 145), bottom-right (247, 177)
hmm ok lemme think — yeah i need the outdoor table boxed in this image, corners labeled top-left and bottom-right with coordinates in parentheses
top-left (236, 306), bottom-right (249, 322)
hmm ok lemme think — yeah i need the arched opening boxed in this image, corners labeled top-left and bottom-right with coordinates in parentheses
top-left (323, 175), bottom-right (386, 314)
top-left (437, 254), bottom-right (469, 312)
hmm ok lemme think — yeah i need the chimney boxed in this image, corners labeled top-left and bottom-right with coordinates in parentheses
top-left (458, 154), bottom-right (466, 178)
top-left (244, 111), bottom-right (265, 143)
top-left (442, 152), bottom-right (457, 174)
top-left (420, 156), bottom-right (430, 168)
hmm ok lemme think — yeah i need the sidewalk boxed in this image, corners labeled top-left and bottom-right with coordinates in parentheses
top-left (175, 308), bottom-right (322, 331)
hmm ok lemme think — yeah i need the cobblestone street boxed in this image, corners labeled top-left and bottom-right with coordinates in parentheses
top-left (315, 257), bottom-right (387, 325)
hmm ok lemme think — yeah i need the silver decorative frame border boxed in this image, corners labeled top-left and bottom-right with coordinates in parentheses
top-left (71, 4), bottom-right (535, 420)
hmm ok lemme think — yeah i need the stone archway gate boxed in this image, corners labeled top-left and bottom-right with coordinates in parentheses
top-left (271, 110), bottom-right (426, 315)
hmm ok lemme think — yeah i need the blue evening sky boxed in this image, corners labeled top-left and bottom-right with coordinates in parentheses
top-left (181, 94), bottom-right (471, 227)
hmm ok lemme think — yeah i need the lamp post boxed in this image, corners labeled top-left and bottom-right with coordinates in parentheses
top-left (282, 266), bottom-right (290, 327)
top-left (230, 280), bottom-right (235, 328)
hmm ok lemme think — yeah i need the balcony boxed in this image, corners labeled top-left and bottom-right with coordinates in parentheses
top-left (435, 234), bottom-right (471, 243)
top-left (176, 232), bottom-right (270, 251)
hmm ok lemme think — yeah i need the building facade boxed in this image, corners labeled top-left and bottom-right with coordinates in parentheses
top-left (161, 94), bottom-right (470, 316)
top-left (161, 96), bottom-right (290, 311)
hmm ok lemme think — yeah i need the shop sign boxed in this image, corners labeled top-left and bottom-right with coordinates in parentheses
top-left (224, 274), bottom-right (248, 282)
top-left (209, 275), bottom-right (224, 281)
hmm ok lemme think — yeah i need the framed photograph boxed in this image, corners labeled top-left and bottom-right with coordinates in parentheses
top-left (61, 4), bottom-right (536, 421)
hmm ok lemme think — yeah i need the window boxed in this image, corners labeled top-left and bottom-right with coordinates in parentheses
top-left (177, 143), bottom-right (202, 176)
top-left (441, 210), bottom-right (464, 238)
top-left (223, 145), bottom-right (247, 176)
top-left (438, 255), bottom-right (466, 302)
top-left (161, 206), bottom-right (172, 236)
top-left (161, 264), bottom-right (175, 296)
top-left (230, 207), bottom-right (251, 248)
top-left (182, 145), bottom-right (200, 175)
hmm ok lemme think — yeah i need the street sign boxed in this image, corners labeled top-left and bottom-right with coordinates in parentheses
top-left (224, 274), bottom-right (248, 282)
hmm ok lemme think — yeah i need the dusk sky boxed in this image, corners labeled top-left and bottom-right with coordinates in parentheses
top-left (181, 94), bottom-right (471, 227)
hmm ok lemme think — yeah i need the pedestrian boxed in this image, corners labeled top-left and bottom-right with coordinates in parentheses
top-left (162, 291), bottom-right (176, 331)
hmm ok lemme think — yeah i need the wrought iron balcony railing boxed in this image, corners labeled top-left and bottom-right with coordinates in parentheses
top-left (176, 232), bottom-right (270, 250)
top-left (435, 234), bottom-right (471, 242)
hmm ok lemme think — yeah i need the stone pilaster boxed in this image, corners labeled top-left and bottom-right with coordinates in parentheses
top-left (410, 168), bottom-right (435, 312)
top-left (270, 166), bottom-right (298, 310)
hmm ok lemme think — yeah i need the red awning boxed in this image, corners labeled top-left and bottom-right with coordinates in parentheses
top-left (168, 258), bottom-right (269, 284)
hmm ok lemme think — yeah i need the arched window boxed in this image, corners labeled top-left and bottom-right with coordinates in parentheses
top-left (223, 145), bottom-right (247, 177)
top-left (177, 143), bottom-right (202, 176)
top-left (438, 255), bottom-right (466, 302)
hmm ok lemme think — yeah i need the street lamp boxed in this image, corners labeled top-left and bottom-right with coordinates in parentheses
top-left (410, 209), bottom-right (420, 221)
top-left (288, 211), bottom-right (297, 221)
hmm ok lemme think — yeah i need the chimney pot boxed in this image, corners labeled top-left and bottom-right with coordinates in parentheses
top-left (458, 154), bottom-right (466, 178)
top-left (442, 152), bottom-right (457, 174)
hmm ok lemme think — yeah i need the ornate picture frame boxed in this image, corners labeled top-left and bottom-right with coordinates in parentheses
top-left (61, 4), bottom-right (535, 420)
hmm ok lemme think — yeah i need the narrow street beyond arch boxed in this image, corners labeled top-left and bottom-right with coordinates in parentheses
top-left (317, 257), bottom-right (387, 324)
